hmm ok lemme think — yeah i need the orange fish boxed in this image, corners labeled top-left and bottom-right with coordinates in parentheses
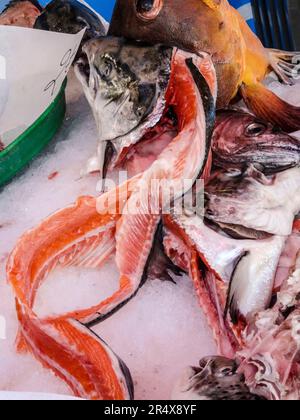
top-left (109, 0), bottom-right (300, 132)
top-left (7, 48), bottom-right (217, 399)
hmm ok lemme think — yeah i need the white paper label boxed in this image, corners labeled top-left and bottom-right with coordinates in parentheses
top-left (0, 26), bottom-right (85, 146)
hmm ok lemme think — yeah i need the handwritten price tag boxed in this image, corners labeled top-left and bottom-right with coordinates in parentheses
top-left (0, 26), bottom-right (85, 144)
top-left (44, 42), bottom-right (81, 97)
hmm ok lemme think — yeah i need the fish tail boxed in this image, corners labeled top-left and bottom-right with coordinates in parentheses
top-left (16, 301), bottom-right (133, 400)
top-left (268, 49), bottom-right (300, 85)
top-left (241, 82), bottom-right (300, 133)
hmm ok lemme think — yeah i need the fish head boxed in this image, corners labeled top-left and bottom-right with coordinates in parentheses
top-left (75, 36), bottom-right (172, 142)
top-left (34, 0), bottom-right (106, 41)
top-left (172, 356), bottom-right (265, 400)
top-left (109, 0), bottom-right (230, 56)
top-left (0, 0), bottom-right (42, 27)
top-left (213, 110), bottom-right (300, 173)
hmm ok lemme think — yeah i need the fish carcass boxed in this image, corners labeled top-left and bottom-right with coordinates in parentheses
top-left (109, 0), bottom-right (300, 132)
top-left (165, 111), bottom-right (300, 400)
top-left (7, 38), bottom-right (217, 399)
top-left (172, 224), bottom-right (300, 400)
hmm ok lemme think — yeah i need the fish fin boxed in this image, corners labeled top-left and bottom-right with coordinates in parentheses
top-left (190, 253), bottom-right (237, 357)
top-left (241, 82), bottom-right (300, 133)
top-left (201, 0), bottom-right (221, 10)
top-left (225, 251), bottom-right (249, 325)
top-left (81, 141), bottom-right (110, 178)
top-left (81, 155), bottom-right (101, 177)
top-left (147, 223), bottom-right (183, 283)
top-left (16, 330), bottom-right (29, 353)
top-left (268, 49), bottom-right (300, 85)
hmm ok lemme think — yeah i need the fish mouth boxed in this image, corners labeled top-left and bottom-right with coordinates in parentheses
top-left (213, 142), bottom-right (300, 174)
top-left (213, 109), bottom-right (300, 173)
top-left (75, 52), bottom-right (90, 87)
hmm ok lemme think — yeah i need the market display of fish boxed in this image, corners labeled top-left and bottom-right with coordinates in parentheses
top-left (162, 115), bottom-right (300, 399)
top-left (109, 0), bottom-right (300, 132)
top-left (3, 0), bottom-right (300, 402)
top-left (0, 0), bottom-right (42, 27)
top-left (7, 39), bottom-right (217, 399)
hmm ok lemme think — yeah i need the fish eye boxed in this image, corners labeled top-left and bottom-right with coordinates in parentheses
top-left (245, 122), bottom-right (267, 137)
top-left (136, 0), bottom-right (154, 13)
top-left (220, 367), bottom-right (234, 375)
top-left (136, 0), bottom-right (163, 20)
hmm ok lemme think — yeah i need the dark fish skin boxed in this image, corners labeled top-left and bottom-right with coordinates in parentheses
top-left (2, 0), bottom-right (42, 13)
top-left (147, 223), bottom-right (184, 283)
top-left (34, 0), bottom-right (106, 45)
top-left (175, 357), bottom-right (266, 400)
top-left (212, 110), bottom-right (300, 174)
top-left (84, 326), bottom-right (135, 400)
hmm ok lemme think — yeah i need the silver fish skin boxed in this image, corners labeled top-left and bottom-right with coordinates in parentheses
top-left (172, 209), bottom-right (285, 323)
top-left (205, 167), bottom-right (300, 237)
top-left (75, 37), bottom-right (172, 177)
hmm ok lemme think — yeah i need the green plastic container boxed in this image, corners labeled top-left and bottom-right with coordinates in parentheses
top-left (0, 79), bottom-right (67, 188)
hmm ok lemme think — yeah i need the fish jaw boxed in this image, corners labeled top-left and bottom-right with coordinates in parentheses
top-left (205, 167), bottom-right (300, 237)
top-left (163, 215), bottom-right (239, 357)
top-left (172, 211), bottom-right (285, 323)
top-left (226, 235), bottom-right (286, 324)
top-left (213, 110), bottom-right (300, 173)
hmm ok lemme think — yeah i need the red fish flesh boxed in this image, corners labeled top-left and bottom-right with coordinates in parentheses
top-left (7, 46), bottom-right (217, 399)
